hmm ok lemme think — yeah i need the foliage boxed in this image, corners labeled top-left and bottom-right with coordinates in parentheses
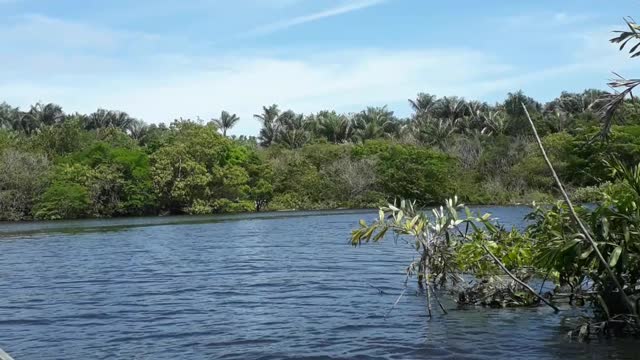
top-left (2, 90), bottom-right (640, 220)
top-left (359, 142), bottom-right (455, 204)
top-left (34, 182), bottom-right (91, 220)
top-left (571, 184), bottom-right (607, 203)
top-left (0, 149), bottom-right (51, 220)
top-left (4, 20), bottom-right (640, 223)
top-left (2, 85), bottom-right (640, 221)
top-left (351, 198), bottom-right (466, 288)
top-left (351, 197), bottom-right (549, 313)
top-left (212, 111), bottom-right (240, 137)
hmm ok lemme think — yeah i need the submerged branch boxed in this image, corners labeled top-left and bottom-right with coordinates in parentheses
top-left (385, 289), bottom-right (407, 319)
top-left (429, 282), bottom-right (448, 315)
top-left (481, 243), bottom-right (559, 312)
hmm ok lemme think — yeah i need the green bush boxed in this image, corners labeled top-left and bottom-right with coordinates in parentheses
top-left (571, 185), bottom-right (606, 203)
top-left (209, 199), bottom-right (256, 213)
top-left (269, 193), bottom-right (307, 210)
top-left (35, 182), bottom-right (91, 220)
top-left (184, 199), bottom-right (213, 215)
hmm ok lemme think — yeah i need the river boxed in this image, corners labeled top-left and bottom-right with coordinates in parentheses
top-left (0, 207), bottom-right (636, 359)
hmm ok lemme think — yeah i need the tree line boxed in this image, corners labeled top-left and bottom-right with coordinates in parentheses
top-left (1, 88), bottom-right (639, 221)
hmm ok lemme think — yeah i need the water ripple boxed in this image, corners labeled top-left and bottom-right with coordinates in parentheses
top-left (0, 207), bottom-right (636, 359)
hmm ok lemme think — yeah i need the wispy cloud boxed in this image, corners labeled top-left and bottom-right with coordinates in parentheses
top-left (0, 1), bottom-right (629, 135)
top-left (243, 0), bottom-right (387, 37)
top-left (0, 14), bottom-right (161, 52)
top-left (0, 46), bottom-right (512, 134)
top-left (501, 11), bottom-right (594, 28)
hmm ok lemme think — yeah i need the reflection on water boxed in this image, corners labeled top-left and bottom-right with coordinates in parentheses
top-left (0, 207), bottom-right (636, 359)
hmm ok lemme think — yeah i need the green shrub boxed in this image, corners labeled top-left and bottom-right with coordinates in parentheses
top-left (35, 182), bottom-right (91, 220)
top-left (570, 185), bottom-right (606, 203)
top-left (184, 199), bottom-right (212, 215)
top-left (269, 193), bottom-right (306, 210)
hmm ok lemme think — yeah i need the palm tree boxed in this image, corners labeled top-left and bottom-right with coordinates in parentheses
top-left (274, 110), bottom-right (310, 149)
top-left (212, 111), bottom-right (240, 136)
top-left (0, 102), bottom-right (20, 131)
top-left (25, 102), bottom-right (65, 126)
top-left (85, 109), bottom-right (135, 131)
top-left (127, 119), bottom-right (149, 141)
top-left (435, 96), bottom-right (468, 121)
top-left (481, 110), bottom-right (508, 135)
top-left (544, 109), bottom-right (574, 133)
top-left (353, 106), bottom-right (395, 142)
top-left (10, 102), bottom-right (65, 135)
top-left (504, 91), bottom-right (542, 119)
top-left (316, 111), bottom-right (352, 143)
top-left (465, 101), bottom-right (489, 131)
top-left (412, 117), bottom-right (457, 150)
top-left (277, 128), bottom-right (309, 149)
top-left (111, 111), bottom-right (135, 130)
top-left (254, 104), bottom-right (280, 147)
top-left (409, 93), bottom-right (437, 118)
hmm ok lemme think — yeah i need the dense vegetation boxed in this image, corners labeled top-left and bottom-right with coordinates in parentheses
top-left (1, 88), bottom-right (640, 221)
top-left (352, 17), bottom-right (640, 338)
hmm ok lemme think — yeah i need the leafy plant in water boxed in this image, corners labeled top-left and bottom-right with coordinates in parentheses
top-left (351, 197), bottom-right (556, 315)
top-left (352, 198), bottom-right (467, 316)
top-left (525, 158), bottom-right (640, 321)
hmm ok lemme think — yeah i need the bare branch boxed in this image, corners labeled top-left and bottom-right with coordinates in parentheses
top-left (522, 102), bottom-right (638, 319)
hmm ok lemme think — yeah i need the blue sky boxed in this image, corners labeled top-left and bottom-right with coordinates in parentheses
top-left (1, 0), bottom-right (639, 135)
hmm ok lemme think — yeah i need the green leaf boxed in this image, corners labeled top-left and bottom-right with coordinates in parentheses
top-left (409, 215), bottom-right (420, 229)
top-left (484, 222), bottom-right (498, 233)
top-left (601, 217), bottom-right (609, 238)
top-left (561, 239), bottom-right (581, 252)
top-left (373, 227), bottom-right (388, 242)
top-left (609, 246), bottom-right (623, 267)
top-left (579, 248), bottom-right (593, 260)
top-left (624, 225), bottom-right (630, 243)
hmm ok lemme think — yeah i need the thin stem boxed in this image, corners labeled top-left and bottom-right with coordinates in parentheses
top-left (482, 244), bottom-right (559, 312)
top-left (429, 282), bottom-right (448, 315)
top-left (522, 103), bottom-right (637, 319)
top-left (539, 271), bottom-right (551, 294)
top-left (385, 289), bottom-right (407, 319)
top-left (424, 259), bottom-right (433, 318)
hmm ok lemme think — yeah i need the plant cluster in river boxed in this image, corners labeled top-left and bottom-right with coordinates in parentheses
top-left (351, 197), bottom-right (555, 314)
top-left (351, 157), bottom-right (640, 336)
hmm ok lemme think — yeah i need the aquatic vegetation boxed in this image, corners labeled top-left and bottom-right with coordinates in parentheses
top-left (351, 99), bottom-right (640, 338)
top-left (351, 197), bottom-right (557, 316)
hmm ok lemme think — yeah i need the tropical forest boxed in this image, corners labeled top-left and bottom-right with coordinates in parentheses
top-left (2, 86), bottom-right (639, 221)
top-left (1, 2), bottom-right (640, 359)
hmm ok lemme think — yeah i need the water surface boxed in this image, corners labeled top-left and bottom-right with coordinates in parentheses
top-left (0, 207), bottom-right (636, 359)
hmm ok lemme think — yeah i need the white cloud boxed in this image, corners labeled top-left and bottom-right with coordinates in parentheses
top-left (501, 11), bottom-right (594, 29)
top-left (0, 8), bottom-right (635, 136)
top-left (1, 36), bottom-right (630, 135)
top-left (0, 13), bottom-right (163, 58)
top-left (0, 48), bottom-right (513, 135)
top-left (243, 0), bottom-right (387, 36)
top-left (552, 12), bottom-right (589, 25)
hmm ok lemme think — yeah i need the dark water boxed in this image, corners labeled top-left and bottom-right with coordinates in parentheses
top-left (0, 207), bottom-right (636, 359)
